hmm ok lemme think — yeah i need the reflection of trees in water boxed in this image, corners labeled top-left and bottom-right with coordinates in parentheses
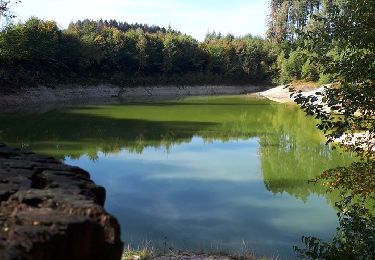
top-left (257, 103), bottom-right (374, 258)
top-left (0, 98), bottom-right (273, 159)
top-left (0, 98), bottom-right (352, 203)
top-left (258, 104), bottom-right (352, 201)
top-left (0, 111), bottom-right (215, 159)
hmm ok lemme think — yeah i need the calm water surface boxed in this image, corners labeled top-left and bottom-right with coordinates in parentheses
top-left (0, 96), bottom-right (352, 258)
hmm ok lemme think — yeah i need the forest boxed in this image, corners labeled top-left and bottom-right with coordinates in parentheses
top-left (0, 18), bottom-right (279, 87)
top-left (0, 0), bottom-right (373, 91)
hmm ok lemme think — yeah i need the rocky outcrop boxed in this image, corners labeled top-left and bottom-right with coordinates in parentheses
top-left (0, 144), bottom-right (123, 260)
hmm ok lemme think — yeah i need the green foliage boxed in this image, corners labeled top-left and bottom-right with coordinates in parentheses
top-left (315, 161), bottom-right (375, 200)
top-left (162, 33), bottom-right (201, 74)
top-left (294, 197), bottom-right (375, 260)
top-left (267, 0), bottom-right (324, 44)
top-left (269, 0), bottom-right (375, 258)
top-left (301, 60), bottom-right (319, 82)
top-left (239, 36), bottom-right (279, 82)
top-left (277, 49), bottom-right (307, 83)
top-left (0, 18), bottom-right (278, 87)
top-left (318, 73), bottom-right (334, 85)
top-left (0, 17), bottom-right (65, 84)
top-left (293, 0), bottom-right (375, 160)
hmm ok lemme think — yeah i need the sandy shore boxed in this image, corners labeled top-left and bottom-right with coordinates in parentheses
top-left (257, 85), bottom-right (294, 103)
top-left (256, 84), bottom-right (327, 104)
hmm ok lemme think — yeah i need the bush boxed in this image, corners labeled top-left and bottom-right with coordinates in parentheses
top-left (301, 60), bottom-right (319, 81)
top-left (318, 73), bottom-right (335, 85)
top-left (277, 49), bottom-right (306, 84)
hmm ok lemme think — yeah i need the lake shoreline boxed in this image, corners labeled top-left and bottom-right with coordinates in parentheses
top-left (0, 84), bottom-right (269, 111)
top-left (0, 83), bottom-right (307, 112)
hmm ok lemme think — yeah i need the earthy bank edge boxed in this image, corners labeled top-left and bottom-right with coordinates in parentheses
top-left (0, 144), bottom-right (123, 260)
top-left (0, 85), bottom-right (267, 109)
top-left (123, 251), bottom-right (260, 260)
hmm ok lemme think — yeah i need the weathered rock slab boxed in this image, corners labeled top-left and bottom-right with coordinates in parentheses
top-left (0, 143), bottom-right (123, 260)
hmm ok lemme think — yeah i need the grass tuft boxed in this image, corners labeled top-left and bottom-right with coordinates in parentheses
top-left (122, 242), bottom-right (153, 260)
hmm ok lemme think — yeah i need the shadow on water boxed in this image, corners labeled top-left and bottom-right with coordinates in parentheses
top-left (0, 112), bottom-right (218, 157)
top-left (0, 97), bottom-right (274, 158)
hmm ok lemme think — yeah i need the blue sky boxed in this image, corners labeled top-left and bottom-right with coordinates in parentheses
top-left (13, 0), bottom-right (269, 41)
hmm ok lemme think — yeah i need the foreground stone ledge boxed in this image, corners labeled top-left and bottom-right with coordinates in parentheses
top-left (0, 143), bottom-right (123, 260)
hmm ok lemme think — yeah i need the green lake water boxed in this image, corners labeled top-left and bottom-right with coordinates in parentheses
top-left (0, 96), bottom-right (353, 258)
